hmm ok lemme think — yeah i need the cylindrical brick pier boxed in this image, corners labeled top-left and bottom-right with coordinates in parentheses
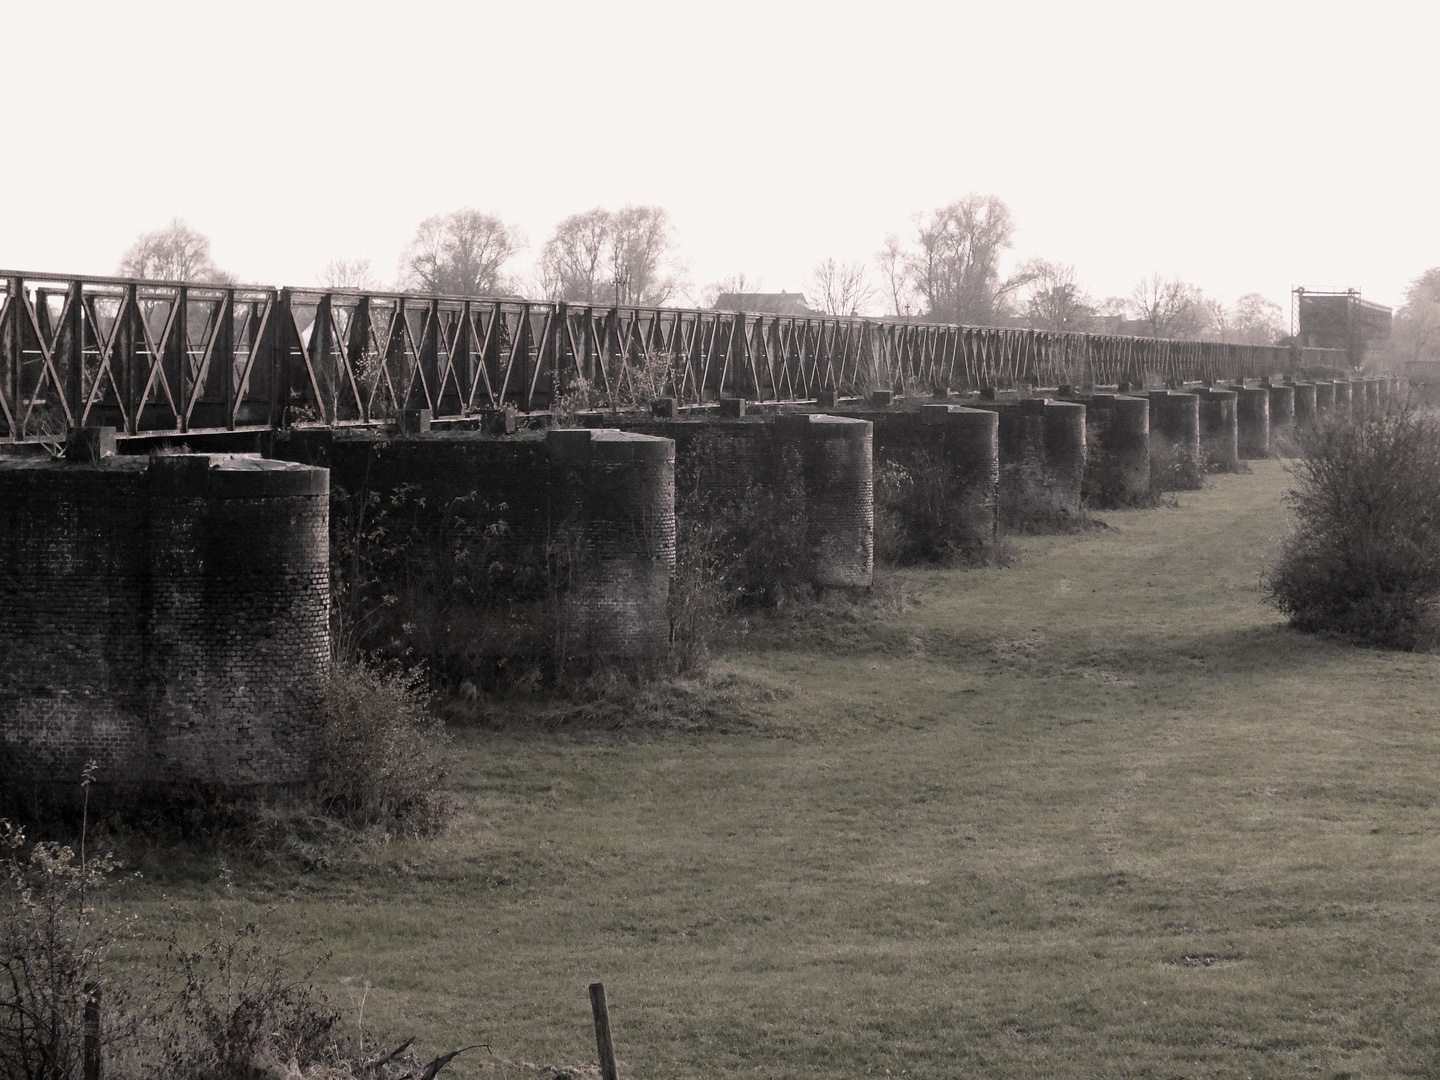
top-left (1195, 388), bottom-right (1239, 471)
top-left (1314, 380), bottom-right (1336, 417)
top-left (1234, 385), bottom-right (1271, 459)
top-left (1332, 381), bottom-right (1352, 420)
top-left (777, 414), bottom-right (875, 589)
top-left (920, 404), bottom-right (1000, 551)
top-left (546, 429), bottom-right (678, 663)
top-left (1268, 384), bottom-right (1295, 449)
top-left (849, 405), bottom-right (999, 561)
top-left (0, 453), bottom-right (330, 805)
top-left (1082, 394), bottom-right (1150, 506)
top-left (576, 413), bottom-right (874, 595)
top-left (1148, 391), bottom-right (1202, 490)
top-left (1291, 383), bottom-right (1316, 428)
top-left (268, 428), bottom-right (676, 681)
top-left (974, 399), bottom-right (1086, 528)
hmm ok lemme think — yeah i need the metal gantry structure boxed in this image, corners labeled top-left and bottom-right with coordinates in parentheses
top-left (1, 269), bottom-right (1313, 442)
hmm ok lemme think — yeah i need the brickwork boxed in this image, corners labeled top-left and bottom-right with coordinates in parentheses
top-left (778, 415), bottom-right (874, 588)
top-left (1291, 383), bottom-right (1317, 428)
top-left (971, 399), bottom-right (1086, 528)
top-left (1268, 384), bottom-right (1296, 440)
top-left (1332, 381), bottom-right (1353, 421)
top-left (578, 414), bottom-right (874, 593)
top-left (0, 455), bottom-right (329, 801)
top-left (1234, 385), bottom-right (1271, 459)
top-left (1194, 388), bottom-right (1240, 472)
top-left (853, 406), bottom-right (999, 556)
top-left (1075, 394), bottom-right (1150, 507)
top-left (268, 429), bottom-right (676, 679)
top-left (1314, 381), bottom-right (1336, 416)
top-left (1147, 391), bottom-right (1203, 491)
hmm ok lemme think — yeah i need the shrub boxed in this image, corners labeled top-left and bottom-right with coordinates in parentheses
top-left (666, 519), bottom-right (727, 676)
top-left (133, 914), bottom-right (349, 1080)
top-left (1150, 440), bottom-right (1205, 492)
top-left (674, 434), bottom-right (812, 609)
top-left (873, 455), bottom-right (1010, 567)
top-left (0, 814), bottom-right (122, 1080)
top-left (1266, 406), bottom-right (1440, 649)
top-left (2, 792), bottom-right (465, 1080)
top-left (316, 660), bottom-right (452, 834)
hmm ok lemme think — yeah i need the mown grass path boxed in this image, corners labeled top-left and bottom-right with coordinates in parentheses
top-left (133, 461), bottom-right (1440, 1078)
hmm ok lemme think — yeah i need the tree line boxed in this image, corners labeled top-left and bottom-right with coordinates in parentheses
top-left (112, 202), bottom-right (1437, 351)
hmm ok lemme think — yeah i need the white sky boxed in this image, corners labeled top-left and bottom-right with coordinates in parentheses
top-left (2, 0), bottom-right (1435, 317)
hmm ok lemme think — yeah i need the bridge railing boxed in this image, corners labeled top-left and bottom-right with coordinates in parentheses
top-left (1, 269), bottom-right (1339, 441)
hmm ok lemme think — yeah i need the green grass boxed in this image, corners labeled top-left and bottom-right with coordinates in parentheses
top-left (117, 460), bottom-right (1440, 1079)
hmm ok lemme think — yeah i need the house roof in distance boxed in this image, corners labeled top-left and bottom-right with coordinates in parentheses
top-left (712, 291), bottom-right (815, 315)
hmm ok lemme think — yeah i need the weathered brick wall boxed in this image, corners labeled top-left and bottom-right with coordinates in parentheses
top-left (578, 414), bottom-right (874, 593)
top-left (1148, 391), bottom-right (1203, 491)
top-left (1332, 381), bottom-right (1353, 421)
top-left (971, 399), bottom-right (1086, 528)
top-left (1233, 385), bottom-right (1271, 459)
top-left (0, 455), bottom-right (329, 802)
top-left (1268, 384), bottom-right (1296, 440)
top-left (1194, 388), bottom-right (1240, 472)
top-left (1074, 394), bottom-right (1150, 507)
top-left (1291, 383), bottom-right (1317, 427)
top-left (851, 405), bottom-right (999, 557)
top-left (267, 428), bottom-right (675, 679)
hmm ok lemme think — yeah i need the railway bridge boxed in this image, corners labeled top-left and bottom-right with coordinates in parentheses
top-left (0, 269), bottom-right (1341, 443)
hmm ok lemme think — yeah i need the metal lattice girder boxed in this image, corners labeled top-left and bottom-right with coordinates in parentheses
top-left (0, 268), bottom-right (1318, 442)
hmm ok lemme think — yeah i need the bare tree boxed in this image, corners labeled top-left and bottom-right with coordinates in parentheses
top-left (1018, 259), bottom-right (1092, 332)
top-left (117, 219), bottom-right (232, 283)
top-left (400, 209), bottom-right (523, 296)
top-left (1386, 268), bottom-right (1440, 364)
top-left (609, 205), bottom-right (684, 306)
top-left (875, 233), bottom-right (918, 318)
top-left (701, 271), bottom-right (765, 310)
top-left (1129, 273), bottom-right (1212, 339)
top-left (318, 257), bottom-right (378, 290)
top-left (538, 208), bottom-right (612, 303)
top-left (805, 258), bottom-right (877, 316)
top-left (537, 204), bottom-right (684, 306)
top-left (906, 194), bottom-right (1021, 324)
top-left (1226, 292), bottom-right (1285, 345)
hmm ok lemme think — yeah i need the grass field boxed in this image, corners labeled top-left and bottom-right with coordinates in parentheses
top-left (120, 460), bottom-right (1440, 1079)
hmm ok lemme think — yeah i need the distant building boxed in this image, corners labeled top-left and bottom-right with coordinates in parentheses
top-left (712, 291), bottom-right (815, 315)
top-left (1295, 289), bottom-right (1392, 367)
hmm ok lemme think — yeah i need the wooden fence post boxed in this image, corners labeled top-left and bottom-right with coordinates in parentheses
top-left (588, 981), bottom-right (619, 1080)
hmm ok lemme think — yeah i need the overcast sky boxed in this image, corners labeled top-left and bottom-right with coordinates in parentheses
top-left (2, 0), bottom-right (1434, 318)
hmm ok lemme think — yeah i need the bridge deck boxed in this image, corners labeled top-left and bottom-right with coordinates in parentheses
top-left (1, 269), bottom-right (1331, 442)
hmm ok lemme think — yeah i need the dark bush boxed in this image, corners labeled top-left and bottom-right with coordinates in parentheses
top-left (2, 806), bottom-right (459, 1080)
top-left (1149, 440), bottom-right (1205, 492)
top-left (673, 434), bottom-right (812, 609)
top-left (873, 454), bottom-right (1007, 566)
top-left (1266, 406), bottom-right (1440, 649)
top-left (0, 817), bottom-right (118, 1080)
top-left (316, 660), bottom-right (452, 834)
